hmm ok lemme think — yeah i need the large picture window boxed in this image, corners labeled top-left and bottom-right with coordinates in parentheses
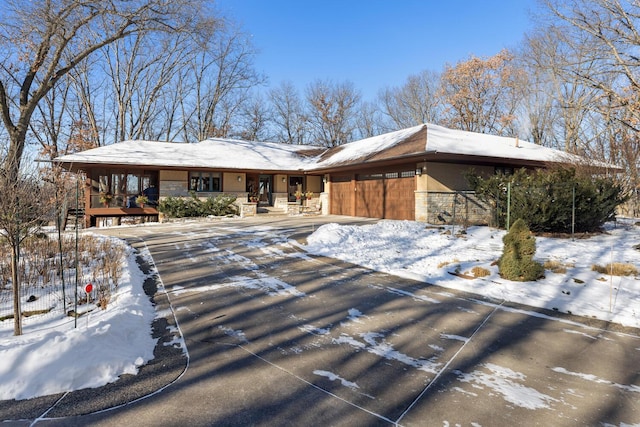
top-left (189, 171), bottom-right (221, 192)
top-left (91, 169), bottom-right (158, 208)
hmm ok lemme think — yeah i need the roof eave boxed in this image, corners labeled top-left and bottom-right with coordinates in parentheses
top-left (53, 159), bottom-right (313, 175)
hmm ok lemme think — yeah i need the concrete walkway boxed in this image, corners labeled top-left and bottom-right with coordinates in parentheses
top-left (2, 215), bottom-right (639, 426)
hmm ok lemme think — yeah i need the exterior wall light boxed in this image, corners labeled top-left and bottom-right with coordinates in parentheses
top-left (415, 168), bottom-right (422, 176)
top-left (237, 175), bottom-right (242, 182)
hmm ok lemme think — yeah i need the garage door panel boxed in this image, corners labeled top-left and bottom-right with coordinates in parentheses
top-left (330, 179), bottom-right (353, 216)
top-left (356, 180), bottom-right (383, 218)
top-left (384, 178), bottom-right (415, 220)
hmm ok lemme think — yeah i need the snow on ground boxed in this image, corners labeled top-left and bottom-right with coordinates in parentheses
top-left (0, 236), bottom-right (158, 401)
top-left (303, 217), bottom-right (640, 328)
top-left (1, 217), bottom-right (638, 403)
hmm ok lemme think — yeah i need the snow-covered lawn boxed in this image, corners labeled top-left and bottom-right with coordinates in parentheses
top-left (0, 217), bottom-right (638, 402)
top-left (303, 217), bottom-right (640, 328)
top-left (0, 236), bottom-right (157, 401)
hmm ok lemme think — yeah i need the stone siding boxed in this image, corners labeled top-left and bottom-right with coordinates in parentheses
top-left (415, 191), bottom-right (491, 226)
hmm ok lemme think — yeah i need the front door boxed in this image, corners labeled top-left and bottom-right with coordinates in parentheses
top-left (258, 175), bottom-right (272, 205)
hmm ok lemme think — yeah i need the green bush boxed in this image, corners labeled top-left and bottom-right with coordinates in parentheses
top-left (159, 193), bottom-right (238, 218)
top-left (498, 219), bottom-right (544, 281)
top-left (466, 167), bottom-right (627, 233)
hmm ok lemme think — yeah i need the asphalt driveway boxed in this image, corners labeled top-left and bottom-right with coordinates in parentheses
top-left (3, 215), bottom-right (639, 426)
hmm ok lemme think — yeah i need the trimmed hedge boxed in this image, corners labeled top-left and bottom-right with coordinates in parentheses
top-left (158, 192), bottom-right (238, 218)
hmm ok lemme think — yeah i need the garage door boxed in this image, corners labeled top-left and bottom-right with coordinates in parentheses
top-left (383, 173), bottom-right (416, 220)
top-left (329, 175), bottom-right (354, 216)
top-left (330, 171), bottom-right (416, 220)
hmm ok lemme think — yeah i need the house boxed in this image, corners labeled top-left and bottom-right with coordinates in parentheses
top-left (54, 123), bottom-right (611, 227)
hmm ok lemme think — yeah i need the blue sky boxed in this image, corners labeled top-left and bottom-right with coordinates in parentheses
top-left (216, 0), bottom-right (540, 100)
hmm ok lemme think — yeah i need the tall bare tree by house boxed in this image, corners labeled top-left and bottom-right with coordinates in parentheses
top-left (379, 70), bottom-right (442, 129)
top-left (523, 26), bottom-right (603, 154)
top-left (0, 0), bottom-right (202, 180)
top-left (235, 91), bottom-right (271, 141)
top-left (306, 79), bottom-right (361, 147)
top-left (187, 20), bottom-right (264, 141)
top-left (269, 81), bottom-right (308, 144)
top-left (539, 0), bottom-right (640, 209)
top-left (355, 101), bottom-right (386, 139)
top-left (99, 30), bottom-right (197, 144)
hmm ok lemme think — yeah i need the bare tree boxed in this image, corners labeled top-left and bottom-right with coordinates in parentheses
top-left (545, 0), bottom-right (640, 131)
top-left (524, 26), bottom-right (604, 153)
top-left (234, 91), bottom-right (271, 141)
top-left (355, 101), bottom-right (386, 139)
top-left (269, 81), bottom-right (308, 144)
top-left (536, 0), bottom-right (640, 205)
top-left (0, 0), bottom-right (202, 180)
top-left (306, 79), bottom-right (361, 147)
top-left (186, 19), bottom-right (264, 141)
top-left (99, 30), bottom-right (197, 144)
top-left (65, 59), bottom-right (105, 147)
top-left (29, 79), bottom-right (74, 158)
top-left (0, 162), bottom-right (50, 335)
top-left (379, 70), bottom-right (442, 129)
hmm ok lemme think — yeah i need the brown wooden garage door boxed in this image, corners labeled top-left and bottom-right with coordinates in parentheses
top-left (329, 175), bottom-right (354, 216)
top-left (330, 171), bottom-right (415, 220)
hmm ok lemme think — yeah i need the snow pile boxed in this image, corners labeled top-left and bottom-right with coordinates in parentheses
top-left (304, 218), bottom-right (640, 328)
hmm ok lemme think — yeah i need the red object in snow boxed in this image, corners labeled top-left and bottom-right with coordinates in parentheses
top-left (85, 283), bottom-right (93, 293)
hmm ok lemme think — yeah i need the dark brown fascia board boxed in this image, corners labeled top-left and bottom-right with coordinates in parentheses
top-left (307, 151), bottom-right (551, 174)
top-left (307, 151), bottom-right (623, 175)
top-left (57, 152), bottom-right (621, 176)
top-left (56, 161), bottom-right (307, 175)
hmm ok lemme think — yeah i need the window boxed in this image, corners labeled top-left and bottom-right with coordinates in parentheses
top-left (91, 169), bottom-right (158, 208)
top-left (358, 173), bottom-right (383, 180)
top-left (189, 171), bottom-right (221, 192)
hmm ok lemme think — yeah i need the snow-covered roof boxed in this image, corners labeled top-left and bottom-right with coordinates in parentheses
top-left (313, 124), bottom-right (428, 168)
top-left (55, 138), bottom-right (325, 171)
top-left (311, 123), bottom-right (594, 169)
top-left (425, 124), bottom-right (578, 163)
top-left (55, 123), bottom-right (616, 172)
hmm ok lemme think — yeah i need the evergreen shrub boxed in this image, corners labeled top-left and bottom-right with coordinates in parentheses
top-left (159, 193), bottom-right (238, 218)
top-left (466, 167), bottom-right (627, 233)
top-left (498, 219), bottom-right (544, 281)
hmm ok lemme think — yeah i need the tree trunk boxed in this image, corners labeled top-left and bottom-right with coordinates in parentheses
top-left (11, 243), bottom-right (22, 336)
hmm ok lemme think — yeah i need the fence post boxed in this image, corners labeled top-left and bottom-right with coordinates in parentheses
top-left (506, 182), bottom-right (511, 230)
top-left (56, 186), bottom-right (67, 313)
top-left (495, 188), bottom-right (500, 228)
top-left (572, 184), bottom-right (575, 241)
top-left (452, 192), bottom-right (457, 235)
top-left (74, 179), bottom-right (79, 329)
